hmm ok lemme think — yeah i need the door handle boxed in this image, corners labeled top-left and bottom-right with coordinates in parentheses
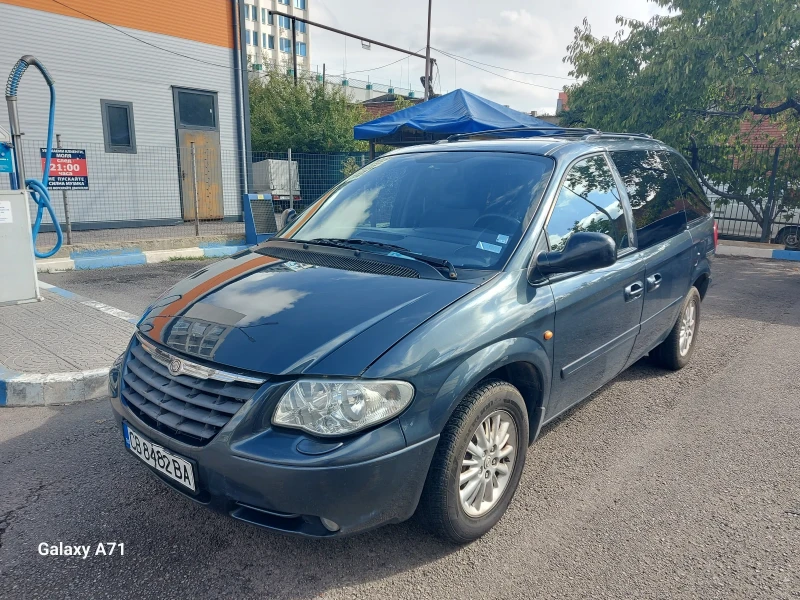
top-left (646, 273), bottom-right (662, 291)
top-left (624, 281), bottom-right (644, 302)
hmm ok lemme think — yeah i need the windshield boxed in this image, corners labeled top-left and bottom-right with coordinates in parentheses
top-left (277, 151), bottom-right (555, 270)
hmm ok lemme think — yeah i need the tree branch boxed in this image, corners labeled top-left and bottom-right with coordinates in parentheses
top-left (743, 53), bottom-right (759, 74)
top-left (685, 97), bottom-right (800, 118)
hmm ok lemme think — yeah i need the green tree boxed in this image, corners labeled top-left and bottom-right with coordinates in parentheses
top-left (562, 0), bottom-right (800, 231)
top-left (249, 64), bottom-right (369, 152)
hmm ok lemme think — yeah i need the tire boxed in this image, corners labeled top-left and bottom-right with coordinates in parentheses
top-left (651, 287), bottom-right (701, 371)
top-left (784, 226), bottom-right (800, 250)
top-left (417, 379), bottom-right (528, 544)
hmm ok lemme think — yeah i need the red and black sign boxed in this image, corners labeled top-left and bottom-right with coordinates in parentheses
top-left (40, 148), bottom-right (89, 190)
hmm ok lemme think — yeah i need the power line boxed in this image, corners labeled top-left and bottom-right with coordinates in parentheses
top-left (345, 48), bottom-right (426, 75)
top-left (433, 49), bottom-right (564, 92)
top-left (432, 46), bottom-right (577, 81)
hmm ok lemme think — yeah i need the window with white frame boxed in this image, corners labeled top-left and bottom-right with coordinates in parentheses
top-left (295, 21), bottom-right (307, 33)
top-left (295, 0), bottom-right (306, 8)
top-left (278, 15), bottom-right (291, 29)
top-left (279, 37), bottom-right (292, 53)
top-left (295, 42), bottom-right (307, 57)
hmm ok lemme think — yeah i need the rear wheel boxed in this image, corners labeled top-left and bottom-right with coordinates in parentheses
top-left (784, 226), bottom-right (800, 250)
top-left (417, 380), bottom-right (528, 543)
top-left (651, 287), bottom-right (701, 370)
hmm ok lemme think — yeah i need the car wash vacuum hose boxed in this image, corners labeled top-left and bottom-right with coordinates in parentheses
top-left (5, 55), bottom-right (62, 258)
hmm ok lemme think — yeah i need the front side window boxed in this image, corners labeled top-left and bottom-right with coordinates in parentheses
top-left (546, 155), bottom-right (629, 252)
top-left (100, 100), bottom-right (136, 154)
top-left (611, 150), bottom-right (687, 249)
top-left (666, 153), bottom-right (711, 222)
top-left (276, 152), bottom-right (555, 270)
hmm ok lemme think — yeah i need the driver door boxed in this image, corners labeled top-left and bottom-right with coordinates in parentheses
top-left (544, 154), bottom-right (645, 417)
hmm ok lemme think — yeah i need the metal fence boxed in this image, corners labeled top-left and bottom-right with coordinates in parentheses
top-left (693, 144), bottom-right (800, 243)
top-left (0, 139), bottom-right (374, 251)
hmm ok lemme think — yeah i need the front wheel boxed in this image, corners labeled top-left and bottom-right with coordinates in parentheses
top-left (417, 380), bottom-right (528, 543)
top-left (651, 287), bottom-right (701, 370)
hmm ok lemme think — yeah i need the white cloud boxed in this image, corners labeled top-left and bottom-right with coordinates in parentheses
top-left (312, 0), bottom-right (665, 111)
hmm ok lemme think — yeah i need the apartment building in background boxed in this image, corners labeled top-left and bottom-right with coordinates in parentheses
top-left (243, 0), bottom-right (311, 72)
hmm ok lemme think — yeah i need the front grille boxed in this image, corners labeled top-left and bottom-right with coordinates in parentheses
top-left (257, 246), bottom-right (420, 279)
top-left (121, 338), bottom-right (262, 445)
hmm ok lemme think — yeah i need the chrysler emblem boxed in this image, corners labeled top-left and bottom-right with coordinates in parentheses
top-left (168, 359), bottom-right (183, 376)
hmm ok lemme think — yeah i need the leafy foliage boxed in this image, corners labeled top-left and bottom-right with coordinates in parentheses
top-left (249, 65), bottom-right (369, 152)
top-left (562, 0), bottom-right (800, 229)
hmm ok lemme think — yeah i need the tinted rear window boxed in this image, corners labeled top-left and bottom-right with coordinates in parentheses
top-left (666, 153), bottom-right (712, 222)
top-left (610, 150), bottom-right (687, 249)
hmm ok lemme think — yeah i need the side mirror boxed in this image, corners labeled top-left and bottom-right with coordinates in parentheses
top-left (536, 232), bottom-right (616, 275)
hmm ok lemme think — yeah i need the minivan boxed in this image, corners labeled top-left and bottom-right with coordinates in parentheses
top-left (109, 129), bottom-right (715, 543)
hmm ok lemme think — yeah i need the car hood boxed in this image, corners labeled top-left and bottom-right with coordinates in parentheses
top-left (137, 251), bottom-right (476, 376)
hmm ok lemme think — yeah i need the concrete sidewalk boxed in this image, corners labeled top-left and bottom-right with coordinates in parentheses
top-left (0, 283), bottom-right (136, 406)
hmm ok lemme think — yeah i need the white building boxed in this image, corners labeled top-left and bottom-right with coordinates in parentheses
top-left (243, 0), bottom-right (311, 73)
top-left (0, 0), bottom-right (251, 231)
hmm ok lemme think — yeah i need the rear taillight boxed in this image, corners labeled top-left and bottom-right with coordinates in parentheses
top-left (713, 220), bottom-right (719, 249)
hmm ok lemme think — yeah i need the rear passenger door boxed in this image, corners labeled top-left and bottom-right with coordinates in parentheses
top-left (545, 154), bottom-right (645, 417)
top-left (610, 150), bottom-right (694, 363)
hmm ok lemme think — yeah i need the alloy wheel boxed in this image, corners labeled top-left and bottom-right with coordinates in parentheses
top-left (679, 300), bottom-right (697, 356)
top-left (458, 410), bottom-right (517, 517)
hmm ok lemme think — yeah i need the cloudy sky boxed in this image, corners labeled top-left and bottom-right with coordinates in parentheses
top-left (310, 0), bottom-right (664, 115)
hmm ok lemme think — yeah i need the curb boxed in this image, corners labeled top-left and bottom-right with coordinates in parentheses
top-left (716, 244), bottom-right (800, 261)
top-left (36, 241), bottom-right (251, 272)
top-left (0, 283), bottom-right (137, 407)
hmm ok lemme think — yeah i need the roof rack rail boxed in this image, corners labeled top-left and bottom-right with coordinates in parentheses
top-left (582, 132), bottom-right (655, 141)
top-left (446, 127), bottom-right (600, 142)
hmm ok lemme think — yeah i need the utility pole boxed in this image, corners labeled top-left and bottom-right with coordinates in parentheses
top-left (424, 0), bottom-right (432, 100)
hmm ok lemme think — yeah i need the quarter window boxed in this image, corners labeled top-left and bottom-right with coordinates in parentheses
top-left (666, 153), bottom-right (712, 222)
top-left (100, 100), bottom-right (136, 154)
top-left (610, 150), bottom-right (687, 249)
top-left (546, 155), bottom-right (629, 253)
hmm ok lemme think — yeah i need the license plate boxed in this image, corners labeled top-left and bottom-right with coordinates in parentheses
top-left (123, 423), bottom-right (196, 492)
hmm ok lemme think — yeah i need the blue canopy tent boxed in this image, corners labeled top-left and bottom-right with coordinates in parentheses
top-left (354, 89), bottom-right (554, 155)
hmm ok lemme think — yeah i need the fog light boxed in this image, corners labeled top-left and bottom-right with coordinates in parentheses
top-left (320, 517), bottom-right (340, 532)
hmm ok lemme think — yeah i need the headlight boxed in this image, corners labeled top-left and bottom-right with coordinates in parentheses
top-left (272, 380), bottom-right (414, 436)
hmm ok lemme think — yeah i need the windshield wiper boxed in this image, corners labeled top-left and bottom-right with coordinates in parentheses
top-left (307, 238), bottom-right (458, 280)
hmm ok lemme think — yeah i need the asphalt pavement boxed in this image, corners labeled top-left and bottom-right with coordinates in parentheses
top-left (1, 256), bottom-right (799, 599)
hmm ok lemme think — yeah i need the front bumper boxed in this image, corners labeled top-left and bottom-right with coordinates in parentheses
top-left (110, 394), bottom-right (438, 537)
